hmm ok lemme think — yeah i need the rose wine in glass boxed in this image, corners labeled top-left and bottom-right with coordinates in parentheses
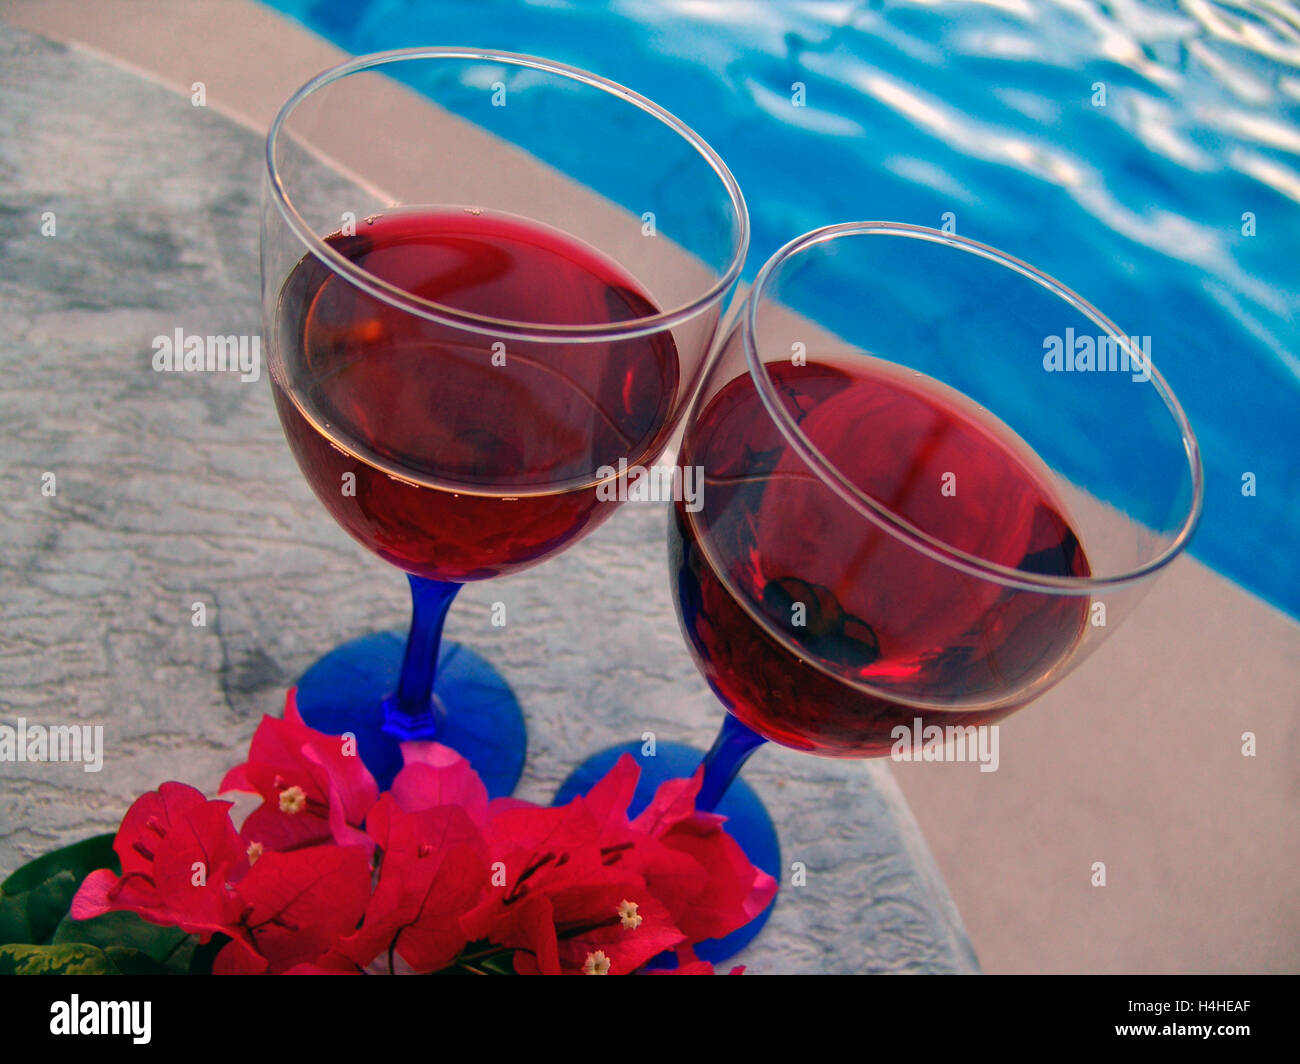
top-left (262, 50), bottom-right (747, 792)
top-left (672, 356), bottom-right (1091, 757)
top-left (272, 208), bottom-right (680, 581)
top-left (558, 222), bottom-right (1203, 965)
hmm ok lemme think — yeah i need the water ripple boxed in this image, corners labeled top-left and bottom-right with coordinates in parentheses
top-left (267, 0), bottom-right (1300, 617)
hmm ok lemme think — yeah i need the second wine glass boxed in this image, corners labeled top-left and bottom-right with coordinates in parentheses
top-left (559, 222), bottom-right (1204, 962)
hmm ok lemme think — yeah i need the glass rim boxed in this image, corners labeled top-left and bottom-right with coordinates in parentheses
top-left (741, 221), bottom-right (1206, 594)
top-left (265, 47), bottom-right (749, 343)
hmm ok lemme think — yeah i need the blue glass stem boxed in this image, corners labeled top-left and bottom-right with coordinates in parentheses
top-left (695, 714), bottom-right (768, 813)
top-left (381, 575), bottom-right (461, 740)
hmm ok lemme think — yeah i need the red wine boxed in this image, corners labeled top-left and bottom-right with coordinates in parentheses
top-left (271, 208), bottom-right (679, 581)
top-left (671, 358), bottom-right (1090, 757)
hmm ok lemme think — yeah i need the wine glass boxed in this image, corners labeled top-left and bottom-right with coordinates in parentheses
top-left (558, 222), bottom-right (1203, 961)
top-left (261, 49), bottom-right (747, 794)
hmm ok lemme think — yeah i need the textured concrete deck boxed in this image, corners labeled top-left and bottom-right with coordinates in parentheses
top-left (0, 22), bottom-right (979, 975)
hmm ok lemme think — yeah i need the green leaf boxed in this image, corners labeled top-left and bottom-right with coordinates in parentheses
top-left (23, 870), bottom-right (80, 945)
top-left (1, 833), bottom-right (118, 897)
top-left (0, 833), bottom-right (120, 947)
top-left (435, 942), bottom-right (518, 975)
top-left (53, 910), bottom-right (196, 972)
top-left (475, 951), bottom-right (517, 975)
top-left (0, 942), bottom-right (117, 975)
top-left (103, 946), bottom-right (173, 975)
top-left (0, 941), bottom-right (181, 975)
top-left (0, 893), bottom-right (33, 946)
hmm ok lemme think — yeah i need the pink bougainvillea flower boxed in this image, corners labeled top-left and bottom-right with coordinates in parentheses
top-left (546, 887), bottom-right (684, 976)
top-left (460, 754), bottom-right (777, 974)
top-left (632, 766), bottom-right (778, 945)
top-left (70, 782), bottom-right (245, 940)
top-left (281, 954), bottom-right (361, 975)
top-left (337, 794), bottom-right (489, 974)
top-left (457, 799), bottom-right (616, 971)
top-left (213, 844), bottom-right (372, 975)
top-left (389, 741), bottom-right (488, 827)
top-left (219, 689), bottom-right (378, 856)
top-left (460, 786), bottom-right (688, 975)
top-left (70, 715), bottom-right (776, 976)
top-left (578, 755), bottom-right (711, 896)
top-left (463, 872), bottom-right (685, 976)
top-left (520, 754), bottom-right (776, 950)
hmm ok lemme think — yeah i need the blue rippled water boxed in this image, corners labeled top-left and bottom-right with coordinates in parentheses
top-left (264, 0), bottom-right (1300, 619)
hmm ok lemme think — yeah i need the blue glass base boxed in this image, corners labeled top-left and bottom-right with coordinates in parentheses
top-left (294, 630), bottom-right (526, 796)
top-left (554, 740), bottom-right (780, 967)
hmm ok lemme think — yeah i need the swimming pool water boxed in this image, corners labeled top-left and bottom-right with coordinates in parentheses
top-left (264, 0), bottom-right (1300, 619)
